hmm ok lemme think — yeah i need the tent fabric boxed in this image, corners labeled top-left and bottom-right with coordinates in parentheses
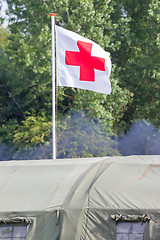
top-left (0, 155), bottom-right (160, 239)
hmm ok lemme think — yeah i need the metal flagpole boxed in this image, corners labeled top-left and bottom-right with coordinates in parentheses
top-left (50, 13), bottom-right (56, 159)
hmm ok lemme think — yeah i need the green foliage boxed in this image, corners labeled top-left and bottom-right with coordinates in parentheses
top-left (0, 0), bottom-right (159, 159)
top-left (11, 113), bottom-right (52, 160)
top-left (13, 113), bottom-right (52, 150)
top-left (117, 0), bottom-right (160, 128)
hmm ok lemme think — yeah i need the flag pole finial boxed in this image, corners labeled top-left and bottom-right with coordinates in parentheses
top-left (49, 13), bottom-right (56, 16)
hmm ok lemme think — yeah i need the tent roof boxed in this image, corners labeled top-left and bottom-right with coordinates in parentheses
top-left (0, 157), bottom-right (104, 212)
top-left (89, 155), bottom-right (160, 210)
top-left (0, 155), bottom-right (160, 213)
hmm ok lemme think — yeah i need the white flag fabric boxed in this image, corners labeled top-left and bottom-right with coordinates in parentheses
top-left (56, 26), bottom-right (112, 94)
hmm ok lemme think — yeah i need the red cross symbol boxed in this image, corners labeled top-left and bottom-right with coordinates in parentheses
top-left (65, 41), bottom-right (106, 82)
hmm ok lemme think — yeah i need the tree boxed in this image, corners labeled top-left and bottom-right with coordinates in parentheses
top-left (0, 27), bottom-right (19, 145)
top-left (0, 0), bottom-right (159, 159)
top-left (116, 0), bottom-right (160, 128)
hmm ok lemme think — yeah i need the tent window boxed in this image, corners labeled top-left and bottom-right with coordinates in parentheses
top-left (116, 221), bottom-right (145, 240)
top-left (0, 223), bottom-right (27, 239)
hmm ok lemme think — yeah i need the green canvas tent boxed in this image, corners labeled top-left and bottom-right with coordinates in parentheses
top-left (0, 155), bottom-right (160, 239)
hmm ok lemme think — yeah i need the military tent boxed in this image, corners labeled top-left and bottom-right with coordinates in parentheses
top-left (0, 155), bottom-right (160, 239)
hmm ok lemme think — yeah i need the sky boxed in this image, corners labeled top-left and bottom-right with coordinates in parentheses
top-left (0, 0), bottom-right (8, 27)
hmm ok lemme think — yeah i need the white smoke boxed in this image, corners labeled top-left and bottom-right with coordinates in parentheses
top-left (0, 118), bottom-right (160, 160)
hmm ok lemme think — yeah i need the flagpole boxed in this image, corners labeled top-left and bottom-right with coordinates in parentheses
top-left (50, 13), bottom-right (56, 159)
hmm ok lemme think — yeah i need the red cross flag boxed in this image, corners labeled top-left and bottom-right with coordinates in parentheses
top-left (56, 26), bottom-right (112, 94)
